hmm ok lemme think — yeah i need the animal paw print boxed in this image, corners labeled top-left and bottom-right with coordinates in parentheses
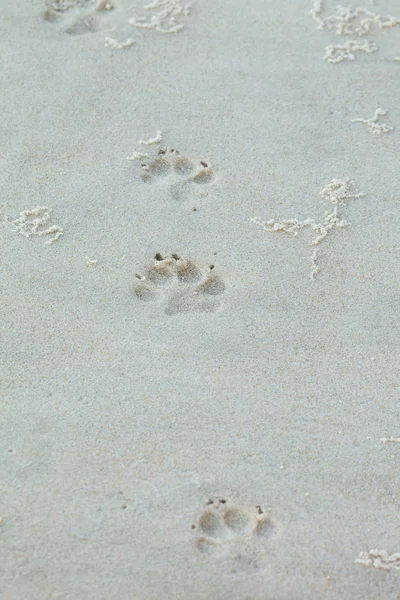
top-left (193, 498), bottom-right (275, 558)
top-left (43, 0), bottom-right (115, 34)
top-left (138, 147), bottom-right (215, 203)
top-left (132, 254), bottom-right (226, 315)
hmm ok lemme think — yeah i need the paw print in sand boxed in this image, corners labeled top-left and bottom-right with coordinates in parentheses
top-left (138, 147), bottom-right (215, 203)
top-left (43, 0), bottom-right (115, 34)
top-left (193, 498), bottom-right (276, 567)
top-left (132, 254), bottom-right (226, 315)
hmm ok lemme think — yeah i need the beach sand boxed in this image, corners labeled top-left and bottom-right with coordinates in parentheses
top-left (1, 0), bottom-right (400, 598)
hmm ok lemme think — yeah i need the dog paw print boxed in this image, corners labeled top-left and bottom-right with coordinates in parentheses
top-left (134, 146), bottom-right (215, 204)
top-left (132, 254), bottom-right (226, 315)
top-left (193, 498), bottom-right (275, 561)
top-left (43, 0), bottom-right (115, 34)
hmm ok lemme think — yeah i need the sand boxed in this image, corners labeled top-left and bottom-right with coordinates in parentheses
top-left (1, 0), bottom-right (400, 598)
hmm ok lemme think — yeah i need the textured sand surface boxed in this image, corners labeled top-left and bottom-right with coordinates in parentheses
top-left (1, 0), bottom-right (400, 598)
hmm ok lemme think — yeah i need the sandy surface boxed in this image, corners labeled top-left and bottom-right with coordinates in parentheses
top-left (1, 0), bottom-right (400, 598)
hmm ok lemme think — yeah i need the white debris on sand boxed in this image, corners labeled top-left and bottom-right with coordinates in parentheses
top-left (381, 437), bottom-right (400, 444)
top-left (127, 151), bottom-right (149, 161)
top-left (49, 0), bottom-right (97, 11)
top-left (128, 0), bottom-right (193, 34)
top-left (356, 549), bottom-right (400, 571)
top-left (324, 39), bottom-right (377, 63)
top-left (138, 131), bottom-right (163, 145)
top-left (310, 247), bottom-right (320, 280)
top-left (319, 179), bottom-right (365, 206)
top-left (251, 179), bottom-right (364, 279)
top-left (5, 206), bottom-right (63, 245)
top-left (104, 37), bottom-right (135, 49)
top-left (310, 3), bottom-right (400, 62)
top-left (352, 108), bottom-right (393, 135)
top-left (309, 1), bottom-right (324, 29)
top-left (310, 3), bottom-right (400, 35)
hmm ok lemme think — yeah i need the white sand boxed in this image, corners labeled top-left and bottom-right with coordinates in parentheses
top-left (1, 0), bottom-right (400, 598)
